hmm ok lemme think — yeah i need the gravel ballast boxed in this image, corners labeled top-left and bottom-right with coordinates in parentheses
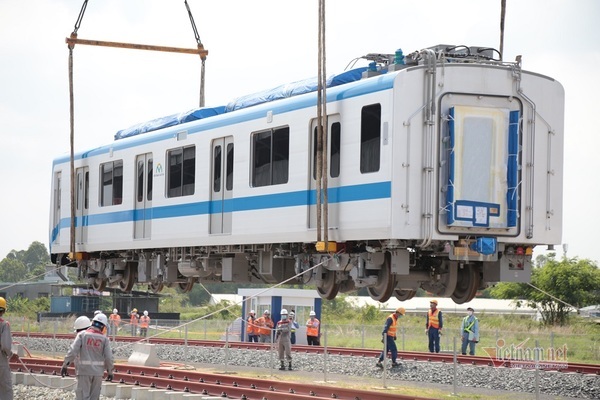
top-left (10, 336), bottom-right (600, 399)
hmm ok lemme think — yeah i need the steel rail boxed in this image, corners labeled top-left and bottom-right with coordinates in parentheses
top-left (11, 357), bottom-right (431, 400)
top-left (13, 332), bottom-right (599, 375)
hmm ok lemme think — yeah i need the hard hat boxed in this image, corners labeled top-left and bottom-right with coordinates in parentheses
top-left (132, 308), bottom-right (138, 313)
top-left (395, 307), bottom-right (406, 315)
top-left (280, 309), bottom-right (288, 315)
top-left (309, 311), bottom-right (316, 316)
top-left (73, 316), bottom-right (91, 332)
top-left (94, 310), bottom-right (101, 315)
top-left (113, 308), bottom-right (118, 314)
top-left (143, 310), bottom-right (148, 316)
top-left (92, 313), bottom-right (108, 327)
top-left (289, 311), bottom-right (295, 316)
top-left (250, 310), bottom-right (255, 314)
top-left (264, 310), bottom-right (270, 315)
top-left (467, 307), bottom-right (474, 312)
top-left (0, 297), bottom-right (6, 311)
top-left (430, 299), bottom-right (438, 305)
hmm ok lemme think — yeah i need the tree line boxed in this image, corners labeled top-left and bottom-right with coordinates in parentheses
top-left (2, 243), bottom-right (599, 326)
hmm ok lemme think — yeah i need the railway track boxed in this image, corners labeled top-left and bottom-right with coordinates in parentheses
top-left (12, 332), bottom-right (600, 375)
top-left (11, 357), bottom-right (431, 400)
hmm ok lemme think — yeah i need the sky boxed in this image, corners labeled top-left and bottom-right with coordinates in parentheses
top-left (1, 0), bottom-right (599, 263)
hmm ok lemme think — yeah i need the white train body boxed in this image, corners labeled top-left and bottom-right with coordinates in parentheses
top-left (49, 46), bottom-right (564, 303)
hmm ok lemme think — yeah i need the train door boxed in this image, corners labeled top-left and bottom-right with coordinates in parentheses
top-left (51, 171), bottom-right (62, 247)
top-left (309, 115), bottom-right (341, 229)
top-left (210, 136), bottom-right (234, 235)
top-left (75, 167), bottom-right (89, 244)
top-left (134, 153), bottom-right (153, 240)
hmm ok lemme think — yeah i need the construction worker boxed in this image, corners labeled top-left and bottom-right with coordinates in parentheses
top-left (130, 308), bottom-right (139, 336)
top-left (426, 299), bottom-right (443, 353)
top-left (376, 307), bottom-right (405, 368)
top-left (256, 310), bottom-right (274, 343)
top-left (61, 313), bottom-right (114, 400)
top-left (71, 316), bottom-right (91, 400)
top-left (306, 310), bottom-right (320, 345)
top-left (275, 309), bottom-right (293, 370)
top-left (0, 297), bottom-right (13, 400)
top-left (246, 310), bottom-right (259, 342)
top-left (139, 311), bottom-right (150, 337)
top-left (108, 309), bottom-right (121, 336)
top-left (93, 311), bottom-right (108, 336)
top-left (288, 310), bottom-right (299, 345)
top-left (460, 307), bottom-right (479, 355)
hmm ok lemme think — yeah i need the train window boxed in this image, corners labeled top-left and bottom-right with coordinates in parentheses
top-left (360, 103), bottom-right (381, 173)
top-left (137, 160), bottom-right (144, 202)
top-left (226, 143), bottom-right (234, 191)
top-left (147, 158), bottom-right (153, 201)
top-left (252, 127), bottom-right (289, 187)
top-left (331, 122), bottom-right (341, 178)
top-left (312, 122), bottom-right (340, 179)
top-left (167, 146), bottom-right (196, 197)
top-left (100, 160), bottom-right (123, 206)
top-left (84, 171), bottom-right (89, 209)
top-left (213, 145), bottom-right (222, 193)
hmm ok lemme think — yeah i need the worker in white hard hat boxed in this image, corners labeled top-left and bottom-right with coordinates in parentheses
top-left (306, 310), bottom-right (320, 346)
top-left (71, 316), bottom-right (91, 400)
top-left (0, 296), bottom-right (14, 400)
top-left (108, 309), bottom-right (121, 337)
top-left (256, 310), bottom-right (274, 343)
top-left (246, 310), bottom-right (259, 342)
top-left (139, 311), bottom-right (150, 337)
top-left (275, 309), bottom-right (293, 370)
top-left (62, 313), bottom-right (114, 400)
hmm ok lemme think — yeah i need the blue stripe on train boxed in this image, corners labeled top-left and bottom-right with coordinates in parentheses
top-left (50, 181), bottom-right (391, 242)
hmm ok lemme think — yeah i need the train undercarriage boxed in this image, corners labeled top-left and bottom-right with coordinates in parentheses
top-left (62, 238), bottom-right (531, 304)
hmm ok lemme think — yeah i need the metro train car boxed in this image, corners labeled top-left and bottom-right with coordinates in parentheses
top-left (49, 44), bottom-right (564, 304)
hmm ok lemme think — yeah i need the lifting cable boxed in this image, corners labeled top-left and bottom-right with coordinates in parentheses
top-left (65, 0), bottom-right (208, 256)
top-left (316, 0), bottom-right (329, 248)
top-left (499, 0), bottom-right (506, 61)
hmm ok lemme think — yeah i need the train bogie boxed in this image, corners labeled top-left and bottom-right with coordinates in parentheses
top-left (49, 45), bottom-right (564, 303)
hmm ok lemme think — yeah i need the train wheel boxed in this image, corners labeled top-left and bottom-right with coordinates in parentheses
top-left (393, 289), bottom-right (417, 301)
top-left (367, 253), bottom-right (395, 302)
top-left (451, 263), bottom-right (480, 304)
top-left (315, 266), bottom-right (340, 300)
top-left (119, 263), bottom-right (136, 292)
top-left (178, 278), bottom-right (195, 293)
top-left (149, 279), bottom-right (164, 293)
top-left (90, 276), bottom-right (106, 291)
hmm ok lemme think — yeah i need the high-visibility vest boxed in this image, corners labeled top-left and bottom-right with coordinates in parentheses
top-left (306, 318), bottom-right (320, 336)
top-left (256, 317), bottom-right (273, 335)
top-left (130, 314), bottom-right (139, 326)
top-left (139, 316), bottom-right (150, 329)
top-left (246, 316), bottom-right (258, 334)
top-left (385, 313), bottom-right (398, 337)
top-left (109, 314), bottom-right (121, 326)
top-left (463, 316), bottom-right (476, 333)
top-left (428, 309), bottom-right (440, 329)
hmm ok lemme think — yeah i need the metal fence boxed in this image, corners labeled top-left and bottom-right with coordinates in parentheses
top-left (16, 316), bottom-right (600, 363)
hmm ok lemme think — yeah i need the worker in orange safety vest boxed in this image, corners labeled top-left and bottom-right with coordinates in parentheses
top-left (139, 311), bottom-right (150, 337)
top-left (256, 310), bottom-right (274, 343)
top-left (425, 300), bottom-right (443, 353)
top-left (305, 310), bottom-right (320, 346)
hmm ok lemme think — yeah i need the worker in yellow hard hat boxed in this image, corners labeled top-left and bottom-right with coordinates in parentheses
top-left (376, 307), bottom-right (405, 368)
top-left (426, 299), bottom-right (443, 353)
top-left (0, 297), bottom-right (14, 398)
